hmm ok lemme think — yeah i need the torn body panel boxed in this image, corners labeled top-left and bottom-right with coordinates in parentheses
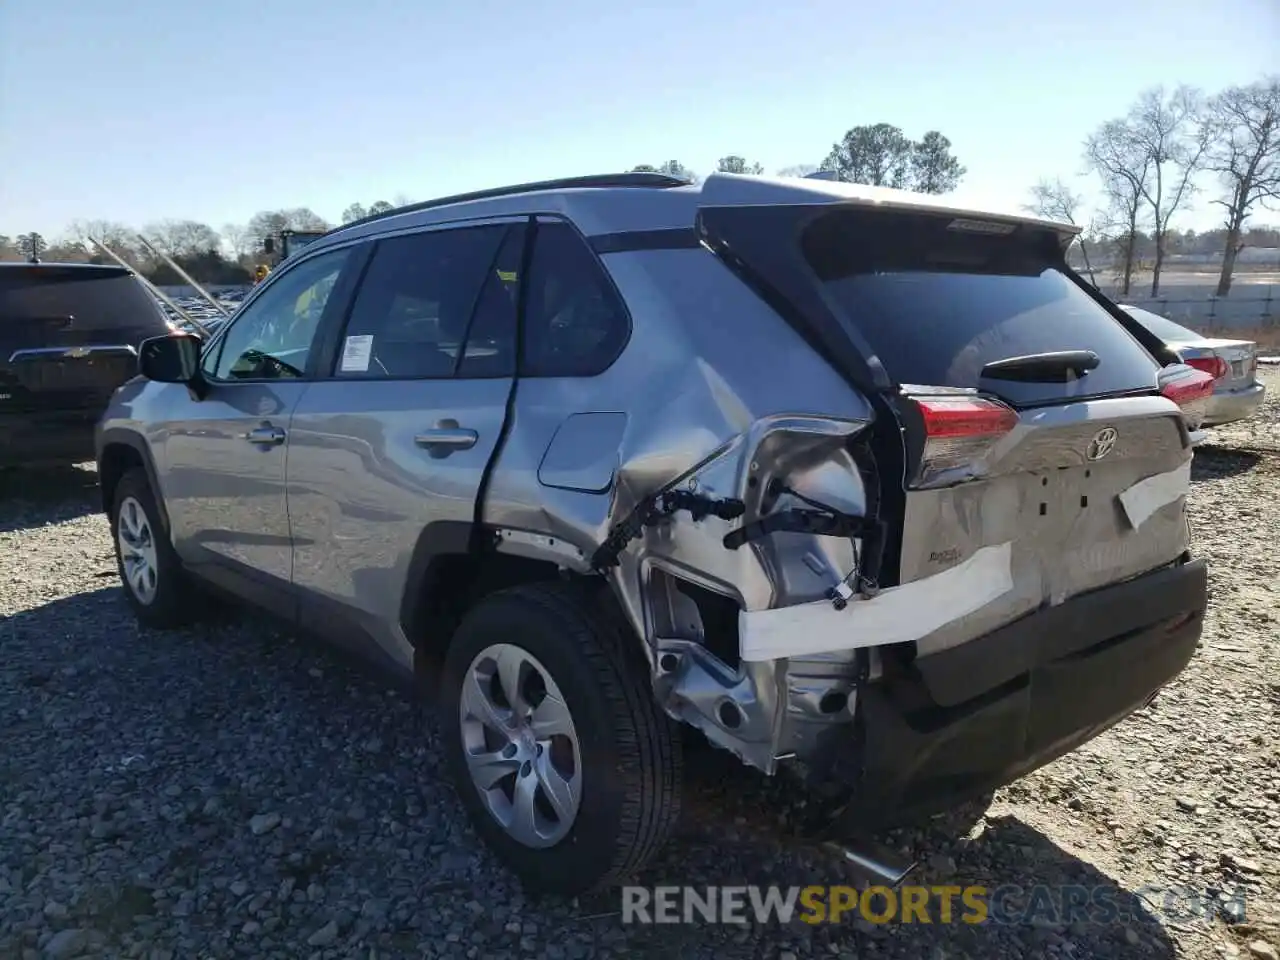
top-left (478, 239), bottom-right (1202, 819)
top-left (480, 245), bottom-right (879, 773)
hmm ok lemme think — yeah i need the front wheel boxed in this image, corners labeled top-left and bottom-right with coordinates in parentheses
top-left (109, 468), bottom-right (198, 629)
top-left (439, 581), bottom-right (683, 897)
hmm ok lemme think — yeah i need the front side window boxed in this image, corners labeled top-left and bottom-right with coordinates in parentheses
top-left (212, 248), bottom-right (351, 381)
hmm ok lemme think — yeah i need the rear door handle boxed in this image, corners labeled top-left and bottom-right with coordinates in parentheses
top-left (243, 425), bottom-right (286, 445)
top-left (414, 427), bottom-right (478, 452)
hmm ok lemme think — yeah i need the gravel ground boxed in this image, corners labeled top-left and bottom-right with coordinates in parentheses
top-left (2, 372), bottom-right (1278, 960)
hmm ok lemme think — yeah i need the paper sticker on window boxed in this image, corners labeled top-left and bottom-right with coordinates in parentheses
top-left (340, 335), bottom-right (373, 372)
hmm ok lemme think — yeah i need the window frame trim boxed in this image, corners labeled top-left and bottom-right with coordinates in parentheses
top-left (310, 215), bottom-right (532, 385)
top-left (200, 241), bottom-right (371, 386)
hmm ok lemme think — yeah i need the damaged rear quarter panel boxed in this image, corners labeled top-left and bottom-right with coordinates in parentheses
top-left (480, 245), bottom-right (875, 660)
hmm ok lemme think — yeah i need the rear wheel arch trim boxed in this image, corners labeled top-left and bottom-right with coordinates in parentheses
top-left (401, 521), bottom-right (620, 690)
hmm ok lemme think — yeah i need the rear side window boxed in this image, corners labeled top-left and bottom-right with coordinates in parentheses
top-left (800, 210), bottom-right (1161, 406)
top-left (0, 266), bottom-right (166, 332)
top-left (335, 225), bottom-right (509, 379)
top-left (522, 221), bottom-right (630, 378)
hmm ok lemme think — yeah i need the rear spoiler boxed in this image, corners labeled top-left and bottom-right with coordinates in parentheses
top-left (698, 172), bottom-right (1082, 245)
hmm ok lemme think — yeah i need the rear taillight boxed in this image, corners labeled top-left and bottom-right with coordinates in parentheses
top-left (909, 394), bottom-right (1018, 484)
top-left (1185, 355), bottom-right (1228, 380)
top-left (1159, 366), bottom-right (1215, 432)
top-left (1160, 367), bottom-right (1215, 406)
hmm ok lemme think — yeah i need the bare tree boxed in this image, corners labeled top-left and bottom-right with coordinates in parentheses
top-left (631, 161), bottom-right (700, 184)
top-left (220, 223), bottom-right (254, 262)
top-left (1126, 86), bottom-right (1210, 296)
top-left (1203, 77), bottom-right (1280, 296)
top-left (246, 211), bottom-right (289, 251)
top-left (244, 208), bottom-right (329, 252)
top-left (42, 237), bottom-right (93, 262)
top-left (1024, 177), bottom-right (1098, 284)
top-left (341, 203), bottom-right (368, 223)
top-left (716, 155), bottom-right (765, 175)
top-left (777, 163), bottom-right (818, 178)
top-left (66, 219), bottom-right (142, 264)
top-left (283, 208), bottom-right (329, 232)
top-left (144, 219), bottom-right (222, 259)
top-left (1085, 119), bottom-right (1152, 296)
top-left (367, 200), bottom-right (394, 216)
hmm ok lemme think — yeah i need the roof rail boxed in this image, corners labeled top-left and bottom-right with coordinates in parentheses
top-left (332, 172), bottom-right (691, 235)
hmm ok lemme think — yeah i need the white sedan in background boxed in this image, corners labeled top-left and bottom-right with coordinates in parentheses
top-left (1120, 304), bottom-right (1267, 429)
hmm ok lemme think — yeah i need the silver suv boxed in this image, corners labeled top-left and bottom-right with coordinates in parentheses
top-left (97, 172), bottom-right (1213, 895)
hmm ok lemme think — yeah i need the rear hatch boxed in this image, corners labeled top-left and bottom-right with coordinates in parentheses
top-left (0, 264), bottom-right (169, 414)
top-left (700, 200), bottom-right (1198, 657)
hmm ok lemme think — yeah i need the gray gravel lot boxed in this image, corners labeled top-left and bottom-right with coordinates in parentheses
top-left (2, 371), bottom-right (1278, 960)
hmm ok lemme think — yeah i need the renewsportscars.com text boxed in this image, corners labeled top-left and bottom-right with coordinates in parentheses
top-left (621, 884), bottom-right (1247, 926)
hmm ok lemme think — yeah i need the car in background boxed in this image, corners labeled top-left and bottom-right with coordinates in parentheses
top-left (1, 262), bottom-right (172, 468)
top-left (1120, 305), bottom-right (1266, 430)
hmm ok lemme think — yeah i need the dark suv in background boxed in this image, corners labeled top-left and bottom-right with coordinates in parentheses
top-left (1, 262), bottom-right (171, 468)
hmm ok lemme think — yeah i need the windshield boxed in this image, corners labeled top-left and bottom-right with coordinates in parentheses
top-left (1120, 306), bottom-right (1203, 344)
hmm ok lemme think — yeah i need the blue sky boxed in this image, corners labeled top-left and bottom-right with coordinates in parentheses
top-left (2, 0), bottom-right (1276, 241)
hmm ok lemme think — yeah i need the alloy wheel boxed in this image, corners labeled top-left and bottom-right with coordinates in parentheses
top-left (117, 496), bottom-right (159, 605)
top-left (459, 643), bottom-right (583, 848)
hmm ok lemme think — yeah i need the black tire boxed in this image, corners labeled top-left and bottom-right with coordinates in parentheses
top-left (109, 468), bottom-right (197, 629)
top-left (439, 580), bottom-right (683, 897)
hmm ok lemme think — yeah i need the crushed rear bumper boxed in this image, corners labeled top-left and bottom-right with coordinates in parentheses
top-left (816, 558), bottom-right (1207, 832)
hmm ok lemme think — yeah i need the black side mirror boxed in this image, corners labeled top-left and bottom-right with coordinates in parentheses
top-left (139, 333), bottom-right (202, 384)
top-left (263, 237), bottom-right (275, 254)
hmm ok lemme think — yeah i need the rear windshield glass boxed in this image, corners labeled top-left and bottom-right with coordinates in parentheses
top-left (800, 210), bottom-right (1161, 406)
top-left (0, 267), bottom-right (166, 330)
top-left (1121, 306), bottom-right (1201, 343)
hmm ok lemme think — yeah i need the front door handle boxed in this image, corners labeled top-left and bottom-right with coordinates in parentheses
top-left (243, 425), bottom-right (286, 446)
top-left (414, 427), bottom-right (478, 452)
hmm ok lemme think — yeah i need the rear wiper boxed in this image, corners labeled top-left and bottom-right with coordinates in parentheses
top-left (980, 350), bottom-right (1099, 383)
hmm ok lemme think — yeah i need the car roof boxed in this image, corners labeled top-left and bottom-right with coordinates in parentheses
top-left (0, 261), bottom-right (131, 276)
top-left (311, 171), bottom-right (1080, 254)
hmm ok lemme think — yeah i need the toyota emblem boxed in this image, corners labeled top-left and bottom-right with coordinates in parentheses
top-left (1086, 427), bottom-right (1118, 461)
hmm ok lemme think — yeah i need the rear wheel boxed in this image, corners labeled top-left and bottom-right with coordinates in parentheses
top-left (440, 581), bottom-right (682, 896)
top-left (110, 468), bottom-right (197, 629)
